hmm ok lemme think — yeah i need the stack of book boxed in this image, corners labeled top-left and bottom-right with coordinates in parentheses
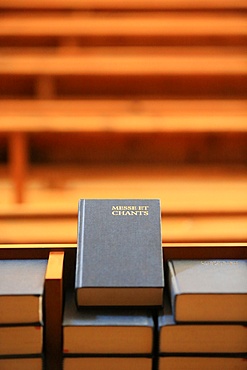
top-left (63, 199), bottom-right (246, 369)
top-left (63, 291), bottom-right (155, 370)
top-left (158, 259), bottom-right (247, 370)
top-left (62, 199), bottom-right (165, 370)
top-left (0, 259), bottom-right (47, 370)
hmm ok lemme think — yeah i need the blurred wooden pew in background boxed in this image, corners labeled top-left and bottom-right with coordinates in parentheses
top-left (1, 0), bottom-right (246, 11)
top-left (0, 0), bottom-right (246, 245)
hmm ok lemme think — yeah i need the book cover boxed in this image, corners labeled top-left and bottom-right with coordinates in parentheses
top-left (158, 295), bottom-right (247, 354)
top-left (168, 259), bottom-right (247, 322)
top-left (0, 259), bottom-right (47, 324)
top-left (75, 199), bottom-right (164, 306)
top-left (63, 291), bottom-right (155, 355)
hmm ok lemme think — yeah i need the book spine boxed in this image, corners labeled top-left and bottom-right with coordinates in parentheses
top-left (167, 260), bottom-right (180, 317)
top-left (75, 199), bottom-right (86, 289)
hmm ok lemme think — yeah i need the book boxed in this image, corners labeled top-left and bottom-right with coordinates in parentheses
top-left (0, 325), bottom-right (43, 355)
top-left (159, 355), bottom-right (247, 370)
top-left (0, 259), bottom-right (47, 324)
top-left (168, 259), bottom-right (247, 322)
top-left (63, 356), bottom-right (152, 370)
top-left (63, 291), bottom-right (155, 355)
top-left (0, 355), bottom-right (43, 370)
top-left (75, 199), bottom-right (164, 306)
top-left (158, 295), bottom-right (247, 354)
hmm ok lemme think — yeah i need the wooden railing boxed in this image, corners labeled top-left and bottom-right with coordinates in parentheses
top-left (0, 0), bottom-right (247, 10)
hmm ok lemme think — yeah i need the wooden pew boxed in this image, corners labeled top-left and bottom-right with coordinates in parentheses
top-left (1, 0), bottom-right (247, 11)
top-left (0, 164), bottom-right (247, 243)
top-left (1, 211), bottom-right (247, 244)
top-left (0, 49), bottom-right (246, 99)
top-left (1, 164), bottom-right (247, 212)
top-left (0, 0), bottom-right (246, 248)
top-left (0, 99), bottom-right (247, 203)
top-left (0, 13), bottom-right (246, 48)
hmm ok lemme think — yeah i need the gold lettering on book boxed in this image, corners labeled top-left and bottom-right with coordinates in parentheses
top-left (112, 205), bottom-right (149, 216)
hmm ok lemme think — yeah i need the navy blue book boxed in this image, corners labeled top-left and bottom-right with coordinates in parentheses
top-left (158, 295), bottom-right (247, 354)
top-left (63, 356), bottom-right (153, 370)
top-left (168, 259), bottom-right (247, 322)
top-left (158, 355), bottom-right (247, 370)
top-left (75, 199), bottom-right (164, 306)
top-left (0, 325), bottom-right (43, 356)
top-left (63, 291), bottom-right (155, 355)
top-left (0, 259), bottom-right (47, 324)
top-left (0, 355), bottom-right (43, 370)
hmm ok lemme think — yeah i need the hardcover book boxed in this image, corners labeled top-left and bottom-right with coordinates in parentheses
top-left (0, 325), bottom-right (43, 355)
top-left (158, 295), bottom-right (247, 354)
top-left (168, 259), bottom-right (247, 322)
top-left (159, 355), bottom-right (247, 370)
top-left (75, 199), bottom-right (164, 306)
top-left (63, 291), bottom-right (154, 355)
top-left (0, 259), bottom-right (47, 324)
top-left (0, 355), bottom-right (43, 370)
top-left (63, 356), bottom-right (152, 370)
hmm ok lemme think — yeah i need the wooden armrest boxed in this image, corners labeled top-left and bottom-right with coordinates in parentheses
top-left (45, 251), bottom-right (64, 370)
top-left (163, 242), bottom-right (247, 261)
top-left (1, 0), bottom-right (247, 10)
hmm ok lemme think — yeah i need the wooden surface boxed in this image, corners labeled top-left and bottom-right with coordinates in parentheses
top-left (0, 13), bottom-right (246, 48)
top-left (1, 213), bottom-right (247, 244)
top-left (0, 48), bottom-right (246, 99)
top-left (0, 98), bottom-right (246, 203)
top-left (1, 14), bottom-right (246, 38)
top-left (0, 99), bottom-right (247, 132)
top-left (1, 50), bottom-right (246, 76)
top-left (0, 165), bottom-right (247, 243)
top-left (1, 0), bottom-right (247, 10)
top-left (1, 165), bottom-right (247, 210)
top-left (45, 251), bottom-right (64, 370)
top-left (0, 242), bottom-right (246, 264)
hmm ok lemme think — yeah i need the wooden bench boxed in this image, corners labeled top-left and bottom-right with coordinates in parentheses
top-left (0, 164), bottom-right (247, 243)
top-left (1, 13), bottom-right (246, 48)
top-left (0, 49), bottom-right (246, 98)
top-left (0, 49), bottom-right (246, 100)
top-left (1, 163), bottom-right (247, 212)
top-left (0, 0), bottom-right (246, 247)
top-left (1, 0), bottom-right (247, 11)
top-left (1, 207), bottom-right (247, 244)
top-left (0, 99), bottom-right (247, 203)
